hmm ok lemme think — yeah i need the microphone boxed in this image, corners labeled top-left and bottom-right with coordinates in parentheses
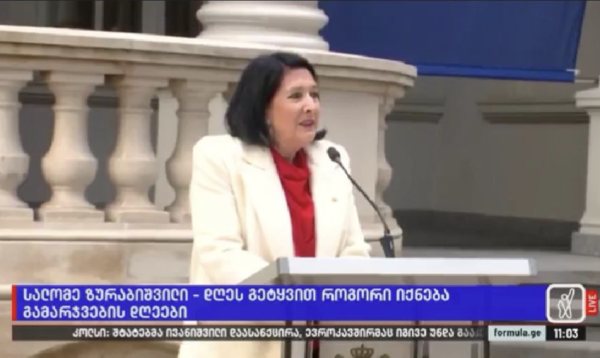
top-left (327, 147), bottom-right (396, 258)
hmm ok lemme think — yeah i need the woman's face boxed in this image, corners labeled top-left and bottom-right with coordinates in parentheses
top-left (267, 68), bottom-right (320, 157)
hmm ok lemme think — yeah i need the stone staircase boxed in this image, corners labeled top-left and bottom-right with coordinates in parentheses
top-left (403, 248), bottom-right (600, 358)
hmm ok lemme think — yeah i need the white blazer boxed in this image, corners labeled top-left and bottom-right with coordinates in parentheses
top-left (178, 134), bottom-right (370, 358)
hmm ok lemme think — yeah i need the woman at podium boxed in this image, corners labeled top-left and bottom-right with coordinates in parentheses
top-left (178, 52), bottom-right (370, 358)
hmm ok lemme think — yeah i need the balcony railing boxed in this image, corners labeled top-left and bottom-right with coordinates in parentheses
top-left (0, 25), bottom-right (414, 235)
top-left (0, 24), bottom-right (420, 358)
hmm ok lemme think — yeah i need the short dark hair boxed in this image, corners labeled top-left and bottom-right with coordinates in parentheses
top-left (225, 51), bottom-right (327, 147)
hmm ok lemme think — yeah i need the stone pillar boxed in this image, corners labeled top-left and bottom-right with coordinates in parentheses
top-left (573, 81), bottom-right (600, 256)
top-left (196, 1), bottom-right (329, 50)
top-left (0, 69), bottom-right (34, 221)
top-left (106, 76), bottom-right (170, 223)
top-left (166, 80), bottom-right (226, 223)
top-left (154, 89), bottom-right (177, 211)
top-left (375, 91), bottom-right (404, 249)
top-left (39, 72), bottom-right (104, 222)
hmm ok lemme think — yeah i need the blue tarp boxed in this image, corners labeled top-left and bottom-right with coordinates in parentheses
top-left (319, 1), bottom-right (587, 82)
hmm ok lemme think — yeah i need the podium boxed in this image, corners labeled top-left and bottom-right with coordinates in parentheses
top-left (241, 257), bottom-right (536, 358)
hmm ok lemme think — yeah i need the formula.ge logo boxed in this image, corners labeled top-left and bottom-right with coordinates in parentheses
top-left (546, 284), bottom-right (586, 323)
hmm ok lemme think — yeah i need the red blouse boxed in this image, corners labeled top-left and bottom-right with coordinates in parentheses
top-left (271, 148), bottom-right (320, 357)
top-left (271, 147), bottom-right (316, 258)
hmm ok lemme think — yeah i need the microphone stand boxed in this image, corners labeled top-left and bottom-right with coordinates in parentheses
top-left (332, 152), bottom-right (411, 357)
top-left (332, 157), bottom-right (396, 259)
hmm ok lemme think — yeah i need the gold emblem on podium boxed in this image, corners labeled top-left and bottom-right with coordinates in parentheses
top-left (334, 344), bottom-right (389, 358)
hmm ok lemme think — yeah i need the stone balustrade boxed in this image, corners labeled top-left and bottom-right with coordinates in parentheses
top-left (0, 25), bottom-right (414, 239)
top-left (0, 22), bottom-right (416, 291)
top-left (0, 24), bottom-right (416, 358)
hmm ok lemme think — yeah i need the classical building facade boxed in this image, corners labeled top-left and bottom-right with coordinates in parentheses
top-left (1, 1), bottom-right (600, 358)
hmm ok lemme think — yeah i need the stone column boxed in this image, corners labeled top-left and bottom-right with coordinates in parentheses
top-left (106, 76), bottom-right (170, 223)
top-left (573, 81), bottom-right (600, 256)
top-left (196, 1), bottom-right (329, 50)
top-left (0, 69), bottom-right (34, 221)
top-left (166, 80), bottom-right (226, 223)
top-left (375, 91), bottom-right (404, 249)
top-left (39, 72), bottom-right (104, 222)
top-left (153, 89), bottom-right (177, 211)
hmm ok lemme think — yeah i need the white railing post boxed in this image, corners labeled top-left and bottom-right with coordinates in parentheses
top-left (166, 80), bottom-right (226, 223)
top-left (106, 76), bottom-right (170, 223)
top-left (0, 69), bottom-right (34, 221)
top-left (375, 91), bottom-right (405, 249)
top-left (39, 72), bottom-right (104, 222)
